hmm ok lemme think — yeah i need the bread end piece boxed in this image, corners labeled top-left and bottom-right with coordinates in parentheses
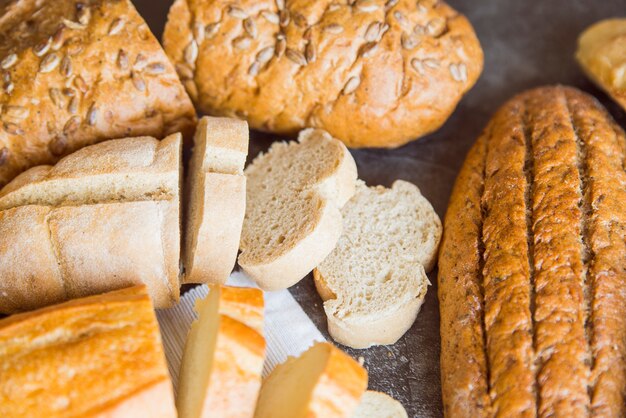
top-left (353, 391), bottom-right (408, 418)
top-left (254, 342), bottom-right (367, 418)
top-left (239, 129), bottom-right (358, 290)
top-left (183, 117), bottom-right (249, 284)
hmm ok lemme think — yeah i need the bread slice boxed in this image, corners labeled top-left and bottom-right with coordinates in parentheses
top-left (177, 285), bottom-right (265, 418)
top-left (0, 134), bottom-right (182, 312)
top-left (183, 116), bottom-right (248, 284)
top-left (352, 391), bottom-right (408, 418)
top-left (254, 342), bottom-right (367, 418)
top-left (0, 285), bottom-right (176, 418)
top-left (239, 129), bottom-right (357, 290)
top-left (313, 180), bottom-right (441, 348)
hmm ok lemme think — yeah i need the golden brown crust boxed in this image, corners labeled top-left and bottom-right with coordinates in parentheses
top-left (439, 86), bottom-right (626, 417)
top-left (0, 0), bottom-right (196, 186)
top-left (0, 286), bottom-right (176, 418)
top-left (163, 0), bottom-right (482, 148)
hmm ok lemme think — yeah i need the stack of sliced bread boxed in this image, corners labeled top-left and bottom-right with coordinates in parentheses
top-left (178, 285), bottom-right (265, 418)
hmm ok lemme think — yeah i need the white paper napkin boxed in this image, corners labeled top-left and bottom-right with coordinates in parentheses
top-left (156, 271), bottom-right (325, 394)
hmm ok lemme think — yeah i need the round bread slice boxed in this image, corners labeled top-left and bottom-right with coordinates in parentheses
top-left (239, 129), bottom-right (357, 290)
top-left (353, 391), bottom-right (408, 418)
top-left (314, 180), bottom-right (441, 349)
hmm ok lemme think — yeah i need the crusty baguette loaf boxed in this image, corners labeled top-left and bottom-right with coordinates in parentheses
top-left (239, 129), bottom-right (357, 290)
top-left (0, 285), bottom-right (176, 418)
top-left (352, 391), bottom-right (408, 418)
top-left (314, 180), bottom-right (440, 348)
top-left (162, 0), bottom-right (483, 148)
top-left (184, 116), bottom-right (248, 284)
top-left (577, 19), bottom-right (626, 111)
top-left (254, 342), bottom-right (367, 418)
top-left (178, 285), bottom-right (265, 418)
top-left (0, 134), bottom-right (182, 313)
top-left (0, 0), bottom-right (196, 187)
top-left (438, 86), bottom-right (626, 417)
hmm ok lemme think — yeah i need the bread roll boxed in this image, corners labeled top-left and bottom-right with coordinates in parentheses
top-left (438, 86), bottom-right (626, 417)
top-left (239, 129), bottom-right (357, 290)
top-left (577, 19), bottom-right (626, 111)
top-left (184, 116), bottom-right (248, 284)
top-left (254, 342), bottom-right (367, 418)
top-left (0, 134), bottom-right (182, 313)
top-left (0, 0), bottom-right (196, 186)
top-left (0, 285), bottom-right (176, 418)
top-left (162, 0), bottom-right (483, 148)
top-left (177, 285), bottom-right (265, 418)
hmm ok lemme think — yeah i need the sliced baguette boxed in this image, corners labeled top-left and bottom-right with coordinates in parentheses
top-left (239, 129), bottom-right (357, 290)
top-left (314, 180), bottom-right (442, 348)
top-left (184, 116), bottom-right (249, 284)
top-left (352, 391), bottom-right (408, 418)
top-left (178, 285), bottom-right (265, 418)
top-left (254, 342), bottom-right (367, 418)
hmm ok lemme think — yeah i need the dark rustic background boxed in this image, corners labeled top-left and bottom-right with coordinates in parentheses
top-left (136, 1), bottom-right (626, 416)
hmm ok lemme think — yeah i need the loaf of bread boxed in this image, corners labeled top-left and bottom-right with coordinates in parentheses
top-left (162, 0), bottom-right (483, 148)
top-left (0, 134), bottom-right (182, 313)
top-left (239, 129), bottom-right (357, 290)
top-left (0, 0), bottom-right (196, 187)
top-left (184, 116), bottom-right (248, 284)
top-left (438, 86), bottom-right (626, 417)
top-left (0, 285), bottom-right (176, 418)
top-left (352, 391), bottom-right (408, 418)
top-left (178, 285), bottom-right (265, 418)
top-left (254, 342), bottom-right (368, 418)
top-left (314, 180), bottom-right (440, 348)
top-left (577, 19), bottom-right (626, 111)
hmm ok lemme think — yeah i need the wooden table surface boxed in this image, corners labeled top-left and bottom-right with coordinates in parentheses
top-left (136, 1), bottom-right (626, 416)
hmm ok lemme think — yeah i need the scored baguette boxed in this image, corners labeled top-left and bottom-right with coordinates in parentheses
top-left (314, 180), bottom-right (441, 349)
top-left (254, 342), bottom-right (367, 418)
top-left (0, 285), bottom-right (176, 418)
top-left (184, 116), bottom-right (249, 284)
top-left (178, 285), bottom-right (265, 418)
top-left (0, 0), bottom-right (196, 187)
top-left (239, 129), bottom-right (357, 290)
top-left (0, 134), bottom-right (182, 313)
top-left (352, 391), bottom-right (408, 418)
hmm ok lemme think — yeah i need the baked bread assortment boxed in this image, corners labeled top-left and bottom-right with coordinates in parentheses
top-left (239, 129), bottom-right (357, 290)
top-left (438, 86), bottom-right (626, 417)
top-left (0, 285), bottom-right (176, 418)
top-left (178, 285), bottom-right (265, 418)
top-left (577, 19), bottom-right (626, 111)
top-left (254, 342), bottom-right (368, 418)
top-left (162, 0), bottom-right (483, 148)
top-left (183, 116), bottom-right (248, 284)
top-left (314, 180), bottom-right (441, 348)
top-left (352, 391), bottom-right (408, 418)
top-left (0, 134), bottom-right (182, 313)
top-left (0, 0), bottom-right (196, 187)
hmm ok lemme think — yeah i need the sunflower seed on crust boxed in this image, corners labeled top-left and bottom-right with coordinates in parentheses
top-left (355, 0), bottom-right (379, 12)
top-left (60, 55), bottom-right (72, 77)
top-left (62, 18), bottom-right (85, 30)
top-left (424, 58), bottom-right (440, 68)
top-left (248, 61), bottom-right (260, 76)
top-left (117, 49), bottom-right (129, 70)
top-left (62, 88), bottom-right (75, 97)
top-left (77, 6), bottom-right (91, 25)
top-left (4, 122), bottom-right (23, 135)
top-left (4, 105), bottom-right (28, 120)
top-left (279, 9), bottom-right (290, 27)
top-left (49, 88), bottom-right (64, 108)
top-left (1, 54), bottom-right (17, 70)
top-left (184, 40), bottom-right (198, 65)
top-left (285, 48), bottom-right (307, 66)
top-left (49, 135), bottom-right (67, 156)
top-left (324, 24), bottom-right (344, 34)
top-left (131, 72), bottom-right (146, 91)
top-left (393, 10), bottom-right (407, 25)
top-left (86, 103), bottom-right (97, 126)
top-left (257, 46), bottom-right (275, 64)
top-left (68, 96), bottom-right (78, 114)
top-left (176, 63), bottom-right (194, 79)
top-left (243, 18), bottom-right (258, 38)
top-left (51, 26), bottom-right (65, 50)
top-left (359, 42), bottom-right (378, 58)
top-left (0, 147), bottom-right (8, 166)
top-left (227, 5), bottom-right (247, 19)
top-left (261, 11), bottom-right (279, 24)
top-left (73, 76), bottom-right (87, 93)
top-left (293, 13), bottom-right (308, 28)
top-left (343, 76), bottom-right (360, 94)
top-left (134, 53), bottom-right (147, 70)
top-left (108, 18), bottom-right (125, 35)
top-left (365, 21), bottom-right (382, 42)
top-left (401, 32), bottom-right (420, 50)
top-left (146, 63), bottom-right (166, 75)
top-left (275, 37), bottom-right (286, 57)
top-left (4, 82), bottom-right (13, 94)
top-left (232, 36), bottom-right (251, 50)
top-left (184, 79), bottom-right (198, 100)
top-left (64, 116), bottom-right (80, 134)
top-left (276, 0), bottom-right (285, 10)
top-left (385, 0), bottom-right (399, 10)
top-left (449, 62), bottom-right (467, 82)
top-left (426, 18), bottom-right (447, 37)
top-left (39, 53), bottom-right (60, 73)
top-left (305, 43), bottom-right (316, 63)
top-left (205, 22), bottom-right (221, 39)
top-left (33, 38), bottom-right (51, 57)
top-left (193, 21), bottom-right (204, 42)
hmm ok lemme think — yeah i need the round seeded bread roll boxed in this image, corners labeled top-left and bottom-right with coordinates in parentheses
top-left (163, 0), bottom-right (483, 148)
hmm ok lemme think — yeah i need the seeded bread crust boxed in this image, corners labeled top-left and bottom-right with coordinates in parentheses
top-left (0, 286), bottom-right (176, 418)
top-left (162, 0), bottom-right (482, 148)
top-left (0, 134), bottom-right (182, 313)
top-left (0, 0), bottom-right (196, 187)
top-left (576, 19), bottom-right (626, 111)
top-left (438, 86), bottom-right (626, 417)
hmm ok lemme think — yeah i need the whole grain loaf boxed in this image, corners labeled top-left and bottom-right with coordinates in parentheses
top-left (163, 0), bottom-right (482, 148)
top-left (438, 86), bottom-right (626, 417)
top-left (0, 0), bottom-right (196, 186)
